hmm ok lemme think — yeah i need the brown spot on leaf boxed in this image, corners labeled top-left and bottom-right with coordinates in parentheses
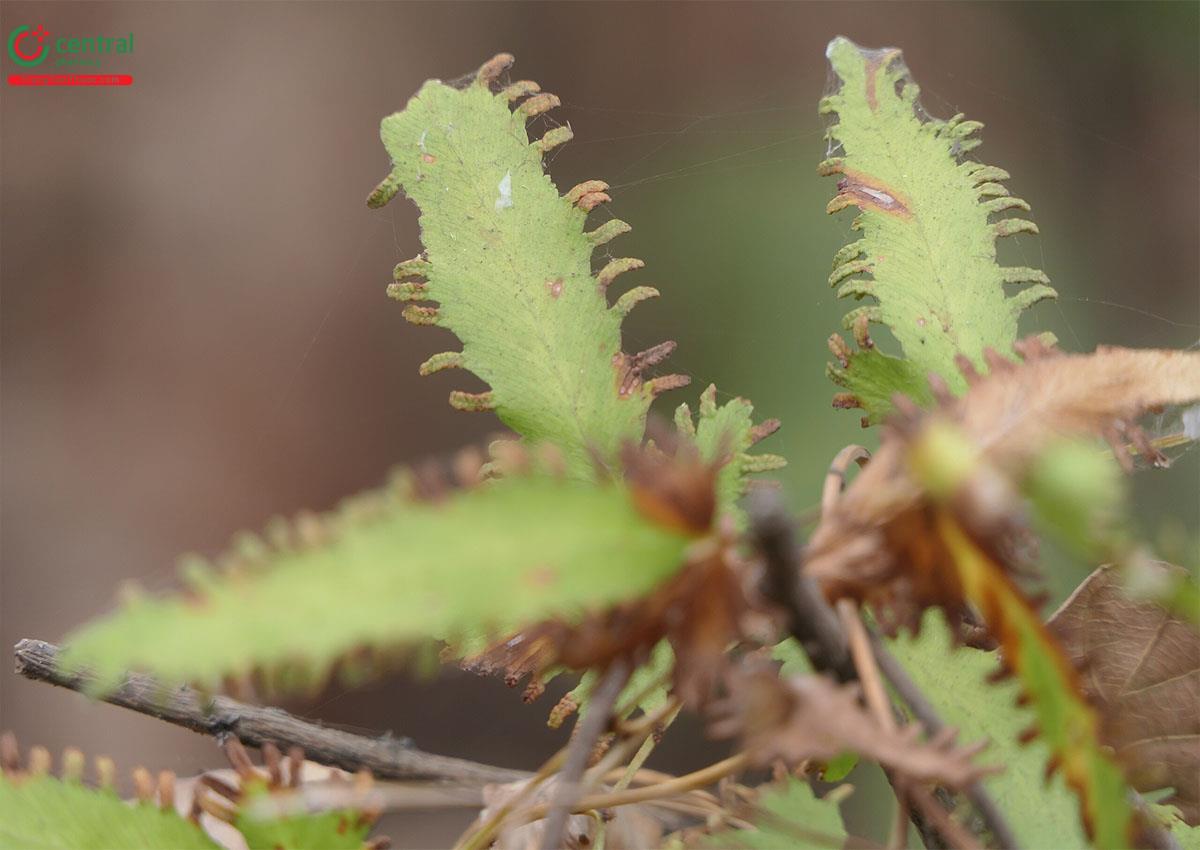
top-left (421, 153), bottom-right (436, 164)
top-left (865, 58), bottom-right (881, 112)
top-left (523, 564), bottom-right (558, 589)
top-left (828, 169), bottom-right (911, 218)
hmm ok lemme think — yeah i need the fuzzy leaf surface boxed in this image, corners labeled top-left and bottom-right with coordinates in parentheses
top-left (820, 36), bottom-right (1054, 422)
top-left (58, 474), bottom-right (691, 695)
top-left (674, 384), bottom-right (784, 522)
top-left (377, 62), bottom-right (671, 475)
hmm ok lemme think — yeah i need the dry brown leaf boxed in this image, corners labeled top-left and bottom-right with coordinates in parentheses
top-left (953, 342), bottom-right (1200, 470)
top-left (806, 341), bottom-right (1200, 630)
top-left (709, 670), bottom-right (994, 789)
top-left (1049, 564), bottom-right (1200, 825)
top-left (463, 532), bottom-right (756, 708)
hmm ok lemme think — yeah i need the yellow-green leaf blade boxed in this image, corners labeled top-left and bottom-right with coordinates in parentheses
top-left (58, 474), bottom-right (691, 696)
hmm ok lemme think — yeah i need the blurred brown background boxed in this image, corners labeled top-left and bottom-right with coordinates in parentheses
top-left (2, 2), bottom-right (1196, 846)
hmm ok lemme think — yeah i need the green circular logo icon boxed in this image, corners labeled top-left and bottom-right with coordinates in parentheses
top-left (8, 25), bottom-right (50, 67)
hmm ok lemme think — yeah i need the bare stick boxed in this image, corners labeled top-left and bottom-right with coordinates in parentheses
top-left (14, 638), bottom-right (524, 787)
top-left (837, 599), bottom-right (909, 850)
top-left (751, 491), bottom-right (856, 684)
top-left (538, 658), bottom-right (630, 850)
top-left (525, 752), bottom-right (751, 821)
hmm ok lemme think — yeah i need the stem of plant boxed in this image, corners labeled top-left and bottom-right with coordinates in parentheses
top-left (519, 752), bottom-right (751, 823)
top-left (456, 749), bottom-right (567, 850)
top-left (538, 659), bottom-right (631, 850)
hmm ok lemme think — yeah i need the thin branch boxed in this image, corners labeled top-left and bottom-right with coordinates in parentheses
top-left (538, 658), bottom-right (630, 850)
top-left (752, 491), bottom-right (856, 684)
top-left (748, 491), bottom-right (1021, 850)
top-left (524, 752), bottom-right (751, 821)
top-left (13, 638), bottom-right (525, 787)
top-left (837, 599), bottom-right (913, 850)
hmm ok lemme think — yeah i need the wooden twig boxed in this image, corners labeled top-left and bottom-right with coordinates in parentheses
top-left (752, 491), bottom-right (856, 684)
top-left (13, 638), bottom-right (525, 787)
top-left (538, 658), bottom-right (630, 850)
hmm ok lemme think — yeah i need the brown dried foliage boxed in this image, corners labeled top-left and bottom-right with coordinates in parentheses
top-left (708, 670), bottom-right (994, 789)
top-left (464, 440), bottom-right (760, 707)
top-left (806, 339), bottom-right (1200, 631)
top-left (1050, 564), bottom-right (1200, 825)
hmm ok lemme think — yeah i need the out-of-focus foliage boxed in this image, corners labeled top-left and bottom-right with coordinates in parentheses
top-left (888, 613), bottom-right (1088, 850)
top-left (1050, 564), bottom-right (1200, 826)
top-left (0, 774), bottom-right (219, 850)
top-left (700, 779), bottom-right (848, 850)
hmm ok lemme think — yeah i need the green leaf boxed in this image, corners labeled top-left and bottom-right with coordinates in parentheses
top-left (235, 782), bottom-right (372, 850)
top-left (58, 472), bottom-right (691, 695)
top-left (889, 612), bottom-right (1089, 850)
top-left (674, 384), bottom-right (784, 521)
top-left (701, 778), bottom-right (847, 849)
top-left (0, 775), bottom-right (219, 850)
top-left (819, 36), bottom-right (1055, 423)
top-left (1024, 438), bottom-right (1125, 558)
top-left (374, 56), bottom-right (685, 476)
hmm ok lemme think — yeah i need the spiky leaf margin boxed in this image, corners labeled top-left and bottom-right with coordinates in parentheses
top-left (57, 470), bottom-right (691, 696)
top-left (820, 36), bottom-right (1055, 424)
top-left (0, 774), bottom-right (219, 850)
top-left (371, 55), bottom-right (688, 476)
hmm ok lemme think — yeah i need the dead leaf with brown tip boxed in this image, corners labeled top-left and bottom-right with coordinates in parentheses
top-left (708, 670), bottom-right (995, 789)
top-left (1049, 564), bottom-right (1200, 825)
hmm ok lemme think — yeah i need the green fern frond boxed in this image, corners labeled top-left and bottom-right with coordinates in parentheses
top-left (57, 465), bottom-right (691, 696)
top-left (674, 384), bottom-right (784, 519)
top-left (819, 36), bottom-right (1056, 423)
top-left (372, 54), bottom-right (686, 475)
